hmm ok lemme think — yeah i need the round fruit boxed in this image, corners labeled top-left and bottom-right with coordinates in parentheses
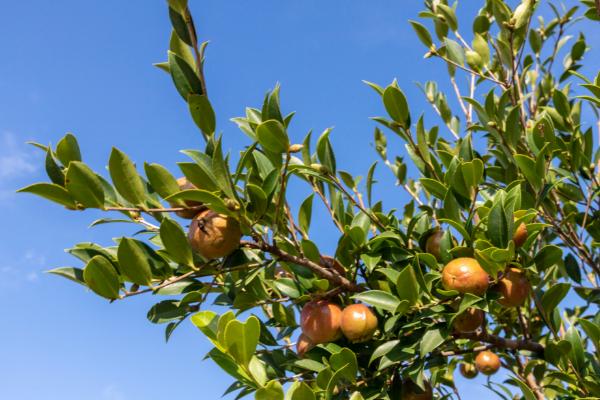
top-left (320, 255), bottom-right (346, 276)
top-left (459, 363), bottom-right (478, 379)
top-left (513, 223), bottom-right (528, 248)
top-left (425, 230), bottom-right (443, 261)
top-left (401, 379), bottom-right (433, 400)
top-left (442, 257), bottom-right (489, 296)
top-left (188, 210), bottom-right (242, 259)
top-left (300, 300), bottom-right (343, 344)
top-left (497, 268), bottom-right (530, 307)
top-left (340, 303), bottom-right (378, 343)
top-left (172, 177), bottom-right (203, 219)
top-left (453, 308), bottom-right (484, 333)
top-left (296, 333), bottom-right (314, 358)
top-left (475, 351), bottom-right (501, 375)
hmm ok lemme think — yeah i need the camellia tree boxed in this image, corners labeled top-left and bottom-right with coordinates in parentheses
top-left (18, 0), bottom-right (600, 399)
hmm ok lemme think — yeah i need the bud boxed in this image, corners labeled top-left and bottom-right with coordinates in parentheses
top-left (466, 50), bottom-right (483, 71)
top-left (288, 144), bottom-right (304, 153)
top-left (225, 198), bottom-right (240, 211)
top-left (310, 163), bottom-right (331, 174)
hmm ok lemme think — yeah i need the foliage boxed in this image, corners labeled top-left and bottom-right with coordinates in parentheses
top-left (19, 0), bottom-right (600, 399)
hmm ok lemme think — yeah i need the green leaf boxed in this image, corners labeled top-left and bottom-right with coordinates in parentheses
top-left (165, 189), bottom-right (231, 215)
top-left (188, 94), bottom-right (216, 137)
top-left (168, 50), bottom-right (203, 98)
top-left (420, 178), bottom-right (447, 199)
top-left (224, 316), bottom-right (261, 367)
top-left (506, 378), bottom-right (536, 400)
top-left (352, 290), bottom-right (401, 313)
top-left (55, 133), bottom-right (81, 165)
top-left (409, 20), bottom-right (433, 48)
top-left (329, 348), bottom-right (358, 382)
top-left (45, 148), bottom-right (65, 185)
top-left (487, 200), bottom-right (510, 248)
top-left (83, 255), bottom-right (120, 300)
top-left (256, 119), bottom-right (289, 154)
top-left (396, 265), bottom-right (419, 305)
top-left (541, 283), bottom-right (570, 313)
top-left (565, 326), bottom-right (585, 374)
top-left (515, 154), bottom-right (542, 191)
top-left (383, 84), bottom-right (410, 127)
top-left (445, 38), bottom-right (464, 66)
top-left (472, 34), bottom-right (490, 66)
top-left (65, 162), bottom-right (105, 208)
top-left (117, 238), bottom-right (153, 286)
top-left (159, 218), bottom-right (194, 267)
top-left (191, 310), bottom-right (219, 343)
top-left (246, 184), bottom-right (268, 217)
top-left (436, 4), bottom-right (458, 31)
top-left (298, 194), bottom-right (314, 236)
top-left (17, 183), bottom-right (76, 208)
top-left (316, 128), bottom-right (336, 173)
top-left (534, 245), bottom-right (563, 270)
top-left (420, 328), bottom-right (445, 355)
top-left (108, 147), bottom-right (147, 205)
top-left (285, 381), bottom-right (315, 400)
top-left (144, 163), bottom-right (181, 200)
top-left (147, 300), bottom-right (187, 324)
top-left (256, 380), bottom-right (284, 400)
top-left (47, 267), bottom-right (86, 286)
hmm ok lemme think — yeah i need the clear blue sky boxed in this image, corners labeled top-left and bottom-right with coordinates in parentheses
top-left (1, 1), bottom-right (598, 399)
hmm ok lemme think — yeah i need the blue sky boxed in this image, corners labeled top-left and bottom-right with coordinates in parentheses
top-left (1, 1), bottom-right (598, 399)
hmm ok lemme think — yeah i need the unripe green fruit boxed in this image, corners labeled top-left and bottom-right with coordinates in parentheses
top-left (459, 363), bottom-right (478, 379)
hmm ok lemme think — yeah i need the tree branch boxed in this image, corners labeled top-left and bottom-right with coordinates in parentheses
top-left (453, 331), bottom-right (544, 355)
top-left (241, 240), bottom-right (364, 292)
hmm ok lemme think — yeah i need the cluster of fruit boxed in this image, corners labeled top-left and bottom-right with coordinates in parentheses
top-left (174, 176), bottom-right (531, 391)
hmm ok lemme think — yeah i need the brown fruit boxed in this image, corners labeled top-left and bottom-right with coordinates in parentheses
top-left (296, 333), bottom-right (314, 358)
top-left (513, 223), bottom-right (528, 248)
top-left (475, 350), bottom-right (501, 375)
top-left (497, 268), bottom-right (530, 307)
top-left (320, 255), bottom-right (346, 276)
top-left (442, 257), bottom-right (489, 296)
top-left (425, 230), bottom-right (443, 261)
top-left (340, 304), bottom-right (378, 343)
top-left (401, 379), bottom-right (433, 400)
top-left (453, 308), bottom-right (484, 333)
top-left (300, 300), bottom-right (342, 344)
top-left (188, 210), bottom-right (242, 259)
top-left (459, 362), bottom-right (478, 379)
top-left (172, 177), bottom-right (203, 219)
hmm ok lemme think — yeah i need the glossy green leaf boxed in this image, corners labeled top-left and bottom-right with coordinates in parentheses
top-left (117, 238), bottom-right (153, 286)
top-left (352, 290), bottom-right (401, 312)
top-left (256, 380), bottom-right (284, 400)
top-left (188, 94), bottom-right (216, 137)
top-left (83, 255), bottom-right (120, 300)
top-left (55, 133), bottom-right (81, 166)
top-left (159, 218), bottom-right (194, 267)
top-left (109, 147), bottom-right (147, 205)
top-left (47, 267), bottom-right (86, 286)
top-left (17, 183), bottom-right (76, 208)
top-left (256, 119), bottom-right (289, 154)
top-left (383, 84), bottom-right (410, 126)
top-left (65, 162), bottom-right (105, 208)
